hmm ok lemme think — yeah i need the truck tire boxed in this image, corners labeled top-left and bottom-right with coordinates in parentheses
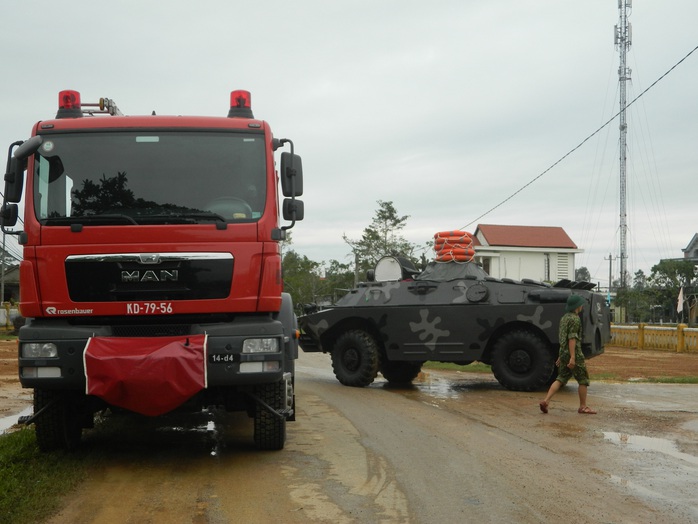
top-left (253, 382), bottom-right (286, 450)
top-left (490, 330), bottom-right (555, 392)
top-left (380, 360), bottom-right (423, 385)
top-left (331, 330), bottom-right (379, 387)
top-left (33, 389), bottom-right (83, 452)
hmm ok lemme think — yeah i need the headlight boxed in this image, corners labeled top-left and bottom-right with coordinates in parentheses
top-left (242, 338), bottom-right (279, 353)
top-left (21, 342), bottom-right (58, 358)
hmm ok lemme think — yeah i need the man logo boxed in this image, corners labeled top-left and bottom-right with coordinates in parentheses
top-left (121, 270), bottom-right (179, 283)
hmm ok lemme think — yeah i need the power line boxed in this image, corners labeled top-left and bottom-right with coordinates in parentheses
top-left (460, 43), bottom-right (698, 230)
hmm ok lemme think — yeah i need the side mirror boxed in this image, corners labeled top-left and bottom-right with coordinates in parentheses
top-left (282, 198), bottom-right (304, 222)
top-left (3, 157), bottom-right (25, 203)
top-left (280, 152), bottom-right (303, 197)
top-left (0, 203), bottom-right (18, 227)
top-left (3, 136), bottom-right (41, 204)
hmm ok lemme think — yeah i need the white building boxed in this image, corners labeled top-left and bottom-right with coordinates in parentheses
top-left (682, 233), bottom-right (698, 263)
top-left (472, 224), bottom-right (582, 282)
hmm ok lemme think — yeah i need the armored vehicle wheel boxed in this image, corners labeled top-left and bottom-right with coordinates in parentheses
top-left (33, 389), bottom-right (83, 452)
top-left (331, 330), bottom-right (379, 387)
top-left (490, 330), bottom-right (555, 392)
top-left (380, 360), bottom-right (423, 385)
top-left (253, 382), bottom-right (287, 450)
top-left (546, 361), bottom-right (560, 386)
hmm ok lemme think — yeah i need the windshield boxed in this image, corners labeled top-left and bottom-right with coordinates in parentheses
top-left (33, 131), bottom-right (267, 225)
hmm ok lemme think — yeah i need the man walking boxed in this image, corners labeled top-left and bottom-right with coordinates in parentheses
top-left (539, 294), bottom-right (597, 415)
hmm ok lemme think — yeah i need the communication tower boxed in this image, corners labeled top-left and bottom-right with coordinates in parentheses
top-left (615, 0), bottom-right (632, 290)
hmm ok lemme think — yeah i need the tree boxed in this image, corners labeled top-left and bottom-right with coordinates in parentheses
top-left (633, 269), bottom-right (648, 290)
top-left (616, 260), bottom-right (696, 324)
top-left (281, 249), bottom-right (321, 309)
top-left (575, 266), bottom-right (591, 282)
top-left (649, 259), bottom-right (696, 290)
top-left (343, 200), bottom-right (418, 282)
top-left (648, 259), bottom-right (696, 322)
top-left (322, 259), bottom-right (355, 302)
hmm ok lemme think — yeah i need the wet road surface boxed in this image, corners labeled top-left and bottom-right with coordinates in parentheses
top-left (16, 351), bottom-right (698, 523)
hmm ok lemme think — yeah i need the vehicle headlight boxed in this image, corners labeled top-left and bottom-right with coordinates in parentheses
top-left (21, 342), bottom-right (58, 358)
top-left (242, 338), bottom-right (279, 353)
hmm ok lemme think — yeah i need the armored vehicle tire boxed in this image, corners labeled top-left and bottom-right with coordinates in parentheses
top-left (546, 363), bottom-right (560, 386)
top-left (380, 360), bottom-right (423, 385)
top-left (331, 330), bottom-right (380, 387)
top-left (253, 382), bottom-right (287, 450)
top-left (33, 389), bottom-right (83, 452)
top-left (490, 330), bottom-right (555, 392)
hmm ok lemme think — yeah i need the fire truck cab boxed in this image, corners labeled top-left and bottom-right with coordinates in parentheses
top-left (1, 89), bottom-right (303, 451)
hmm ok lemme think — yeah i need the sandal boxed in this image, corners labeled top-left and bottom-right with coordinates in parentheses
top-left (539, 401), bottom-right (549, 414)
top-left (578, 406), bottom-right (597, 414)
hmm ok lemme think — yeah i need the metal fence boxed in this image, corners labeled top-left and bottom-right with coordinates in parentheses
top-left (610, 324), bottom-right (698, 353)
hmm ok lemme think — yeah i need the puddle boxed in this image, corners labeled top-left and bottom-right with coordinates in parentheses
top-left (404, 372), bottom-right (500, 400)
top-left (0, 406), bottom-right (32, 434)
top-left (413, 378), bottom-right (460, 400)
top-left (604, 432), bottom-right (698, 466)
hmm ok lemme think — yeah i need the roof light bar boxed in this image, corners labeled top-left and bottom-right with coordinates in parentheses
top-left (228, 90), bottom-right (254, 118)
top-left (56, 90), bottom-right (83, 119)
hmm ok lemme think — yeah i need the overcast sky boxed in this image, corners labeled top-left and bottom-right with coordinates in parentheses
top-left (2, 1), bottom-right (696, 288)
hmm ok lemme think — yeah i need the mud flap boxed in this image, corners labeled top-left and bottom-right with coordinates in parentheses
top-left (83, 335), bottom-right (207, 416)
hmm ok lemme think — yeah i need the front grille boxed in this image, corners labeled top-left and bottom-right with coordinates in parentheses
top-left (65, 252), bottom-right (234, 302)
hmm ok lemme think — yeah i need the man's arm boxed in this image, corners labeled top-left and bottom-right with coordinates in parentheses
top-left (567, 338), bottom-right (576, 368)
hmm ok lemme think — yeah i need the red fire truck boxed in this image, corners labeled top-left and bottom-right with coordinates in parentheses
top-left (1, 89), bottom-right (304, 451)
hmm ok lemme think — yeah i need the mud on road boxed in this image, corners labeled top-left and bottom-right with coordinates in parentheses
top-left (2, 341), bottom-right (698, 523)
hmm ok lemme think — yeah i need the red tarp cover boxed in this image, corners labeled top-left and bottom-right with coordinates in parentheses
top-left (83, 334), bottom-right (207, 416)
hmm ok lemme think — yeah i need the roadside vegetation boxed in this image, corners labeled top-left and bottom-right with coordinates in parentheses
top-left (0, 428), bottom-right (87, 524)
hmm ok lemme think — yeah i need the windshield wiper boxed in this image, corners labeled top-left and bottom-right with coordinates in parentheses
top-left (44, 211), bottom-right (229, 226)
top-left (142, 212), bottom-right (227, 223)
top-left (43, 214), bottom-right (139, 226)
top-left (174, 212), bottom-right (227, 222)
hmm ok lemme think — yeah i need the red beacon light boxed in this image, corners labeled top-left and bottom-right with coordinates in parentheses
top-left (56, 90), bottom-right (83, 119)
top-left (227, 90), bottom-right (254, 118)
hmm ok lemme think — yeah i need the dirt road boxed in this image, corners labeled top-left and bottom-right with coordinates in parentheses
top-left (2, 343), bottom-right (698, 522)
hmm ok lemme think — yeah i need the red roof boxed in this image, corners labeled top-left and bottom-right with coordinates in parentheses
top-left (474, 224), bottom-right (577, 249)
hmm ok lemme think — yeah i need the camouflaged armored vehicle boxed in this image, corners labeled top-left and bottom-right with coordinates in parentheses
top-left (299, 256), bottom-right (611, 391)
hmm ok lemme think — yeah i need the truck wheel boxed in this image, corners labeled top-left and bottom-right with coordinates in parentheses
top-left (331, 330), bottom-right (379, 387)
top-left (380, 360), bottom-right (423, 385)
top-left (490, 330), bottom-right (555, 392)
top-left (253, 382), bottom-right (286, 450)
top-left (33, 389), bottom-right (83, 452)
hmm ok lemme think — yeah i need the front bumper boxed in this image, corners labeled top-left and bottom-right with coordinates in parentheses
top-left (18, 316), bottom-right (292, 391)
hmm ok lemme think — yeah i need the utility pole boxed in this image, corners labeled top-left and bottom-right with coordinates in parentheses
top-left (0, 234), bottom-right (5, 304)
top-left (615, 1), bottom-right (632, 290)
top-left (604, 253), bottom-right (616, 296)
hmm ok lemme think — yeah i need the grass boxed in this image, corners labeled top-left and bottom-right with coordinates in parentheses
top-left (423, 361), bottom-right (492, 373)
top-left (0, 428), bottom-right (87, 524)
top-left (627, 376), bottom-right (698, 384)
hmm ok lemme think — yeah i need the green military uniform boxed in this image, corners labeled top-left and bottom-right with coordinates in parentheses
top-left (555, 310), bottom-right (590, 386)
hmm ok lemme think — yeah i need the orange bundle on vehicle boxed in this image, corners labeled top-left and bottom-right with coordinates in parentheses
top-left (433, 230), bottom-right (475, 263)
top-left (434, 230), bottom-right (472, 243)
